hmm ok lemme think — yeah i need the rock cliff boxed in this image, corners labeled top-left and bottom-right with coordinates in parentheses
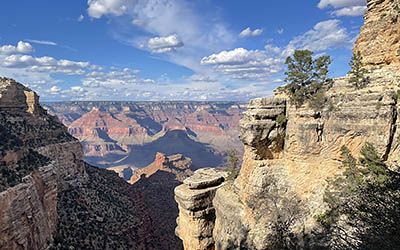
top-left (0, 77), bottom-right (85, 249)
top-left (0, 78), bottom-right (182, 249)
top-left (175, 0), bottom-right (400, 248)
top-left (354, 0), bottom-right (400, 68)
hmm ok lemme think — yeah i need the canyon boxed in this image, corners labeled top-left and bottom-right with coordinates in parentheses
top-left (0, 0), bottom-right (399, 249)
top-left (44, 101), bottom-right (244, 179)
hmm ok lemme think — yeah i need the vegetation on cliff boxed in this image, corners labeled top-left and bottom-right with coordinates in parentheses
top-left (284, 50), bottom-right (332, 109)
top-left (317, 144), bottom-right (400, 249)
top-left (348, 51), bottom-right (370, 89)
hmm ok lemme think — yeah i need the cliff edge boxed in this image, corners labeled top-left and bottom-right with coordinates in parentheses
top-left (175, 0), bottom-right (400, 249)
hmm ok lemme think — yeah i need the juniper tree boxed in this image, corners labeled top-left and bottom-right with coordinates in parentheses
top-left (349, 51), bottom-right (369, 89)
top-left (284, 50), bottom-right (332, 107)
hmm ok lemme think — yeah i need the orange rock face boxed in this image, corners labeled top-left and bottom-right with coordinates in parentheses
top-left (129, 152), bottom-right (193, 184)
top-left (354, 0), bottom-right (400, 68)
top-left (45, 102), bottom-right (245, 169)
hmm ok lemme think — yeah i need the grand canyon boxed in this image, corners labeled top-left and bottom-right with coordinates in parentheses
top-left (1, 0), bottom-right (400, 249)
top-left (44, 101), bottom-right (245, 180)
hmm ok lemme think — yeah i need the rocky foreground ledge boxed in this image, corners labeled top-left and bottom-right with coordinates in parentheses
top-left (175, 168), bottom-right (227, 250)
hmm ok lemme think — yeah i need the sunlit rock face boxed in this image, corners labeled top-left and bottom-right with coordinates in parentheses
top-left (45, 101), bottom-right (245, 172)
top-left (174, 0), bottom-right (400, 248)
top-left (354, 0), bottom-right (400, 68)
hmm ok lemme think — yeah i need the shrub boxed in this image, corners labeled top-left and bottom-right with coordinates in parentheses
top-left (317, 143), bottom-right (400, 249)
top-left (276, 114), bottom-right (288, 127)
top-left (226, 149), bottom-right (240, 180)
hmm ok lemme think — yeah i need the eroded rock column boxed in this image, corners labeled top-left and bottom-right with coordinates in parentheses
top-left (175, 168), bottom-right (226, 250)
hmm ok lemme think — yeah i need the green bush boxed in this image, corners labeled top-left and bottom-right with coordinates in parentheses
top-left (276, 114), bottom-right (288, 127)
top-left (317, 143), bottom-right (400, 249)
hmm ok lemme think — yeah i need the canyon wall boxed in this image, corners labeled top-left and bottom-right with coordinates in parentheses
top-left (0, 78), bottom-right (85, 249)
top-left (44, 101), bottom-right (244, 174)
top-left (175, 0), bottom-right (400, 248)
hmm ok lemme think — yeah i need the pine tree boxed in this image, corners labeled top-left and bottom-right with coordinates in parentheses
top-left (284, 50), bottom-right (332, 107)
top-left (349, 51), bottom-right (369, 89)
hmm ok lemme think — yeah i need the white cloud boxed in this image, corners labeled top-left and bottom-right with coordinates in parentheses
top-left (333, 6), bottom-right (367, 16)
top-left (201, 19), bottom-right (352, 81)
top-left (87, 0), bottom-right (235, 74)
top-left (2, 54), bottom-right (90, 75)
top-left (87, 0), bottom-right (129, 18)
top-left (49, 85), bottom-right (61, 94)
top-left (277, 28), bottom-right (284, 35)
top-left (201, 47), bottom-right (282, 81)
top-left (0, 41), bottom-right (34, 55)
top-left (239, 27), bottom-right (263, 38)
top-left (286, 19), bottom-right (352, 53)
top-left (147, 34), bottom-right (184, 53)
top-left (318, 0), bottom-right (366, 16)
top-left (25, 39), bottom-right (58, 46)
top-left (83, 67), bottom-right (154, 88)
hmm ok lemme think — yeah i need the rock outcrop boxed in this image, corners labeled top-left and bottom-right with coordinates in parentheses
top-left (354, 0), bottom-right (400, 68)
top-left (0, 77), bottom-right (85, 250)
top-left (175, 0), bottom-right (400, 248)
top-left (129, 152), bottom-right (193, 184)
top-left (175, 169), bottom-right (226, 250)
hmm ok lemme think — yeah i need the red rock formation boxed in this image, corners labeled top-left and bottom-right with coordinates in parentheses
top-left (129, 152), bottom-right (193, 184)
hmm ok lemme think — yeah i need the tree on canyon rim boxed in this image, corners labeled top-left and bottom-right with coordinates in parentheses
top-left (284, 50), bottom-right (332, 108)
top-left (348, 51), bottom-right (369, 89)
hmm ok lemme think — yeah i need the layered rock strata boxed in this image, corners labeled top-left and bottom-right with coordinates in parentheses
top-left (0, 78), bottom-right (85, 250)
top-left (175, 169), bottom-right (226, 250)
top-left (175, 0), bottom-right (400, 248)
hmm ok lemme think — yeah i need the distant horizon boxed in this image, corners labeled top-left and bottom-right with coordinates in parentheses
top-left (0, 0), bottom-right (366, 101)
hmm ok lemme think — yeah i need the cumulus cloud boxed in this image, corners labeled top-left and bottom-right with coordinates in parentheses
top-left (2, 54), bottom-right (91, 75)
top-left (239, 27), bottom-right (263, 38)
top-left (201, 47), bottom-right (282, 81)
top-left (25, 39), bottom-right (58, 46)
top-left (333, 6), bottom-right (367, 16)
top-left (49, 85), bottom-right (61, 94)
top-left (286, 19), bottom-right (352, 53)
top-left (83, 67), bottom-right (154, 88)
top-left (147, 34), bottom-right (184, 53)
top-left (0, 41), bottom-right (34, 55)
top-left (87, 0), bottom-right (129, 18)
top-left (318, 0), bottom-right (366, 16)
top-left (201, 19), bottom-right (352, 81)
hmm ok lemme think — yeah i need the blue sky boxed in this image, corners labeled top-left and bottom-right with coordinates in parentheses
top-left (0, 0), bottom-right (366, 101)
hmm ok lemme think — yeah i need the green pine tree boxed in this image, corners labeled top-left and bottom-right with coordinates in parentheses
top-left (284, 50), bottom-right (332, 107)
top-left (348, 51), bottom-right (369, 89)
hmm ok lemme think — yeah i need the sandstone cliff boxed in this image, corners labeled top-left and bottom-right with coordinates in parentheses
top-left (175, 0), bottom-right (400, 248)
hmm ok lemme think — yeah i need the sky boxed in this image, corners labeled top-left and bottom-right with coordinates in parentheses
top-left (0, 0), bottom-right (366, 101)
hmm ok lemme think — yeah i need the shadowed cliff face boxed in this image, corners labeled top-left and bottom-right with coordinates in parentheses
top-left (0, 78), bottom-right (85, 249)
top-left (174, 1), bottom-right (400, 248)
